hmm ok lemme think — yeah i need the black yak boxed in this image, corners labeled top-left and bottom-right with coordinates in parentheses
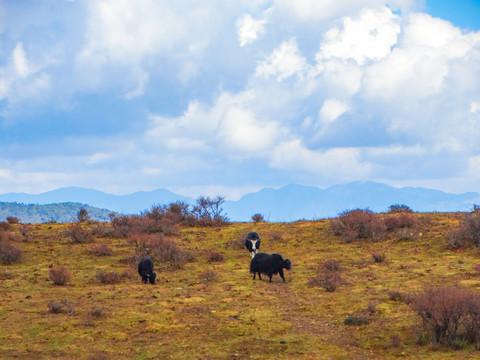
top-left (250, 253), bottom-right (291, 282)
top-left (245, 231), bottom-right (261, 258)
top-left (138, 256), bottom-right (157, 284)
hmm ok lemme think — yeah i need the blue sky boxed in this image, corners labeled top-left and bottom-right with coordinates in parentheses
top-left (1, 0), bottom-right (480, 200)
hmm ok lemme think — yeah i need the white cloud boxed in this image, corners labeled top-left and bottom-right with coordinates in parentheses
top-left (256, 38), bottom-right (309, 81)
top-left (471, 102), bottom-right (480, 113)
top-left (12, 43), bottom-right (30, 78)
top-left (237, 13), bottom-right (266, 46)
top-left (216, 106), bottom-right (280, 154)
top-left (270, 139), bottom-right (372, 178)
top-left (318, 99), bottom-right (349, 126)
top-left (317, 7), bottom-right (400, 65)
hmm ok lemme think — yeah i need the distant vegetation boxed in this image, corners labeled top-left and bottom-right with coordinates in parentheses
top-left (0, 202), bottom-right (114, 223)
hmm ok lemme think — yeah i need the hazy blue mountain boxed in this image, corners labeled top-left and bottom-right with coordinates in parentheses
top-left (0, 181), bottom-right (479, 223)
top-left (223, 181), bottom-right (480, 222)
top-left (0, 187), bottom-right (194, 214)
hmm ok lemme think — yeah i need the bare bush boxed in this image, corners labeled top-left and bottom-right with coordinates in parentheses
top-left (308, 259), bottom-right (343, 292)
top-left (384, 214), bottom-right (416, 231)
top-left (66, 223), bottom-right (94, 244)
top-left (199, 270), bottom-right (219, 283)
top-left (372, 252), bottom-right (386, 263)
top-left (47, 299), bottom-right (74, 314)
top-left (49, 267), bottom-right (71, 285)
top-left (192, 195), bottom-right (229, 227)
top-left (127, 234), bottom-right (192, 270)
top-left (19, 224), bottom-right (32, 237)
top-left (225, 232), bottom-right (248, 250)
top-left (446, 212), bottom-right (480, 249)
top-left (207, 250), bottom-right (225, 263)
top-left (0, 241), bottom-right (22, 264)
top-left (251, 213), bottom-right (265, 224)
top-left (330, 209), bottom-right (386, 242)
top-left (96, 271), bottom-right (121, 284)
top-left (6, 217), bottom-right (19, 224)
top-left (88, 243), bottom-right (113, 256)
top-left (91, 223), bottom-right (114, 238)
top-left (410, 286), bottom-right (480, 347)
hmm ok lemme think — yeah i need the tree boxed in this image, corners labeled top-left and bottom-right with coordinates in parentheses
top-left (77, 208), bottom-right (89, 222)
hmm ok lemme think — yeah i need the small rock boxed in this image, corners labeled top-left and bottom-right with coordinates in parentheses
top-left (280, 340), bottom-right (287, 344)
top-left (25, 295), bottom-right (31, 299)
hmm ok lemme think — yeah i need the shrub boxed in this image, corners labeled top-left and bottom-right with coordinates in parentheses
top-left (66, 223), bottom-right (94, 244)
top-left (96, 271), bottom-right (121, 284)
top-left (344, 316), bottom-right (369, 325)
top-left (47, 299), bottom-right (74, 314)
top-left (410, 286), bottom-right (480, 347)
top-left (0, 221), bottom-right (11, 231)
top-left (49, 267), bottom-right (71, 285)
top-left (388, 204), bottom-right (413, 213)
top-left (127, 234), bottom-right (192, 270)
top-left (91, 223), bottom-right (114, 238)
top-left (0, 241), bottom-right (22, 264)
top-left (384, 214), bottom-right (416, 231)
top-left (323, 259), bottom-right (342, 272)
top-left (77, 208), bottom-right (90, 222)
top-left (372, 252), bottom-right (386, 263)
top-left (330, 209), bottom-right (386, 242)
top-left (308, 259), bottom-right (343, 292)
top-left (446, 212), bottom-right (480, 249)
top-left (191, 195), bottom-right (230, 227)
top-left (225, 232), bottom-right (248, 250)
top-left (207, 250), bottom-right (225, 263)
top-left (6, 217), bottom-right (19, 224)
top-left (269, 231), bottom-right (285, 242)
top-left (199, 270), bottom-right (219, 283)
top-left (88, 243), bottom-right (113, 256)
top-left (19, 224), bottom-right (32, 237)
top-left (251, 213), bottom-right (264, 224)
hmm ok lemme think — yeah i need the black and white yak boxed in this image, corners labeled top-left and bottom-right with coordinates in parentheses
top-left (138, 256), bottom-right (157, 284)
top-left (250, 253), bottom-right (292, 282)
top-left (245, 231), bottom-right (261, 258)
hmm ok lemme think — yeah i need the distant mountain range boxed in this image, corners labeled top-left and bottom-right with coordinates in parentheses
top-left (0, 181), bottom-right (479, 223)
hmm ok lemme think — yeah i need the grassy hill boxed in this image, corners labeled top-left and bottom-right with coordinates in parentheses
top-left (1, 213), bottom-right (480, 359)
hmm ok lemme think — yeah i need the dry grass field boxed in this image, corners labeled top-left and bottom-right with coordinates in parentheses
top-left (2, 212), bottom-right (480, 359)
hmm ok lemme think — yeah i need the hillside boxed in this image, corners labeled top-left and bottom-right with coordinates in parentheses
top-left (1, 213), bottom-right (480, 359)
top-left (0, 202), bottom-right (114, 223)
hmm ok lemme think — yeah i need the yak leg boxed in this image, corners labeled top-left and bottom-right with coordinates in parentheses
top-left (279, 269), bottom-right (286, 282)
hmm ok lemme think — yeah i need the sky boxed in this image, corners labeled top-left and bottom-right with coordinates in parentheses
top-left (1, 0), bottom-right (480, 200)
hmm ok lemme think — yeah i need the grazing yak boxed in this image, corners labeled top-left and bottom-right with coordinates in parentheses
top-left (245, 231), bottom-right (261, 258)
top-left (138, 256), bottom-right (157, 284)
top-left (250, 253), bottom-right (292, 282)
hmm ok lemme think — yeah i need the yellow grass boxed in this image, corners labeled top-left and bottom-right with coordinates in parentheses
top-left (1, 213), bottom-right (480, 359)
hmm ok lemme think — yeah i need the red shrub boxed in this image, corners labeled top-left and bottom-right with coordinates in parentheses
top-left (384, 214), bottom-right (416, 231)
top-left (96, 271), bottom-right (121, 284)
top-left (330, 209), bottom-right (386, 242)
top-left (88, 243), bottom-right (113, 256)
top-left (66, 223), bottom-right (94, 244)
top-left (411, 286), bottom-right (480, 347)
top-left (6, 217), bottom-right (19, 224)
top-left (207, 250), bottom-right (225, 263)
top-left (0, 241), bottom-right (22, 264)
top-left (49, 267), bottom-right (71, 285)
top-left (446, 212), bottom-right (480, 249)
